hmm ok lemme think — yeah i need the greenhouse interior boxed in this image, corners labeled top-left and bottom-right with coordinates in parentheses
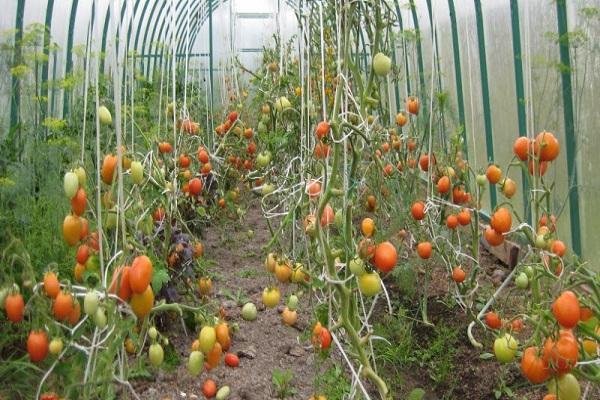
top-left (1, 0), bottom-right (599, 399)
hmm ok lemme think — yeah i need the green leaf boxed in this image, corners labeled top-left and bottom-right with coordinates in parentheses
top-left (151, 268), bottom-right (170, 293)
top-left (408, 388), bottom-right (425, 400)
top-left (479, 352), bottom-right (495, 360)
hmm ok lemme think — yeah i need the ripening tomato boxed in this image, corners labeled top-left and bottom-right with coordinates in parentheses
top-left (224, 352), bottom-right (239, 368)
top-left (27, 330), bottom-right (49, 362)
top-left (411, 201), bottom-right (426, 220)
top-left (262, 287), bottom-right (281, 308)
top-left (358, 272), bottom-right (381, 297)
top-left (486, 164), bottom-right (502, 184)
top-left (43, 272), bottom-right (60, 298)
top-left (361, 218), bottom-right (375, 237)
top-left (485, 311), bottom-right (502, 329)
top-left (416, 242), bottom-right (432, 259)
top-left (534, 131), bottom-right (560, 162)
top-left (63, 215), bottom-right (82, 246)
top-left (130, 286), bottom-right (154, 320)
top-left (372, 241), bottom-right (397, 273)
top-left (315, 121), bottom-right (330, 140)
top-left (109, 265), bottom-right (132, 301)
top-left (452, 267), bottom-right (466, 283)
top-left (5, 292), bottom-right (25, 323)
top-left (101, 154), bottom-right (118, 184)
top-left (521, 346), bottom-right (550, 384)
top-left (490, 207), bottom-right (512, 234)
top-left (71, 188), bottom-right (87, 216)
top-left (53, 291), bottom-right (74, 321)
top-left (129, 255), bottom-right (153, 294)
top-left (552, 291), bottom-right (580, 329)
top-left (202, 379), bottom-right (217, 398)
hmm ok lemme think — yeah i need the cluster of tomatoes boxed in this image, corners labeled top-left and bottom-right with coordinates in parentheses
top-left (263, 253), bottom-right (307, 327)
top-left (485, 290), bottom-right (597, 399)
top-left (189, 321), bottom-right (238, 398)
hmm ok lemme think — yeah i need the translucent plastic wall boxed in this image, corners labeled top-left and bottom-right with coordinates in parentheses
top-left (0, 0), bottom-right (297, 133)
top-left (1, 0), bottom-right (599, 263)
top-left (395, 0), bottom-right (600, 263)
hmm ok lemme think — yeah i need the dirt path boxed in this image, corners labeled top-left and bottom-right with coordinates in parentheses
top-left (138, 197), bottom-right (320, 399)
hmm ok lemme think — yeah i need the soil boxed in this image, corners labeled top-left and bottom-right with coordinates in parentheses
top-left (134, 197), bottom-right (323, 400)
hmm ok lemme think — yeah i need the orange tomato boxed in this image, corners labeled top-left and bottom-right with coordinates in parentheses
top-left (63, 215), bottom-right (82, 246)
top-left (416, 242), bottom-right (432, 259)
top-left (513, 136), bottom-right (531, 161)
top-left (552, 291), bottom-right (580, 329)
top-left (53, 291), bottom-right (74, 321)
top-left (372, 241), bottom-right (397, 273)
top-left (534, 131), bottom-right (560, 162)
top-left (43, 272), bottom-right (60, 298)
top-left (411, 201), bottom-right (425, 220)
top-left (129, 255), bottom-right (153, 294)
top-left (490, 207), bottom-right (512, 234)
top-left (486, 164), bottom-right (502, 184)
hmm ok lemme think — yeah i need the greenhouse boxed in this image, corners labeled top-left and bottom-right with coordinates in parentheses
top-left (1, 0), bottom-right (599, 399)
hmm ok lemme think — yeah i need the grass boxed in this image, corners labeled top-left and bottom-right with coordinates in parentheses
top-left (315, 364), bottom-right (357, 399)
top-left (372, 310), bottom-right (461, 398)
top-left (236, 267), bottom-right (262, 279)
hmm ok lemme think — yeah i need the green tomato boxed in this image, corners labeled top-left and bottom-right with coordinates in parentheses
top-left (358, 272), bottom-right (382, 297)
top-left (372, 52), bottom-right (392, 76)
top-left (131, 161), bottom-right (144, 184)
top-left (547, 373), bottom-right (581, 400)
top-left (83, 291), bottom-right (99, 316)
top-left (74, 166), bottom-right (87, 187)
top-left (149, 343), bottom-right (164, 367)
top-left (523, 265), bottom-right (535, 279)
top-left (64, 172), bottom-right (79, 199)
top-left (257, 121), bottom-right (267, 134)
top-left (515, 272), bottom-right (529, 290)
top-left (493, 333), bottom-right (518, 363)
top-left (287, 294), bottom-right (299, 312)
top-left (49, 337), bottom-right (64, 355)
top-left (86, 253), bottom-right (100, 272)
top-left (274, 97), bottom-right (292, 113)
top-left (216, 386), bottom-right (231, 400)
top-left (98, 105), bottom-right (112, 126)
top-left (241, 302), bottom-right (257, 321)
top-left (187, 350), bottom-right (204, 375)
top-left (94, 308), bottom-right (107, 329)
top-left (148, 327), bottom-right (158, 340)
top-left (476, 174), bottom-right (487, 186)
top-left (535, 234), bottom-right (548, 249)
top-left (199, 326), bottom-right (216, 354)
top-left (349, 257), bottom-right (366, 276)
top-left (256, 151), bottom-right (272, 169)
top-left (105, 209), bottom-right (118, 230)
top-left (261, 183), bottom-right (275, 196)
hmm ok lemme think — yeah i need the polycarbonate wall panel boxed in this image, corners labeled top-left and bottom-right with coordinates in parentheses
top-left (521, 1), bottom-right (574, 251)
top-left (431, 0), bottom-right (459, 136)
top-left (567, 1), bottom-right (600, 262)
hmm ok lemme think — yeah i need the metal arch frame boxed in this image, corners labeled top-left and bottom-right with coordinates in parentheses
top-left (40, 0), bottom-right (55, 121)
top-left (63, 0), bottom-right (79, 117)
top-left (10, 0), bottom-right (26, 132)
top-left (473, 0), bottom-right (497, 209)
